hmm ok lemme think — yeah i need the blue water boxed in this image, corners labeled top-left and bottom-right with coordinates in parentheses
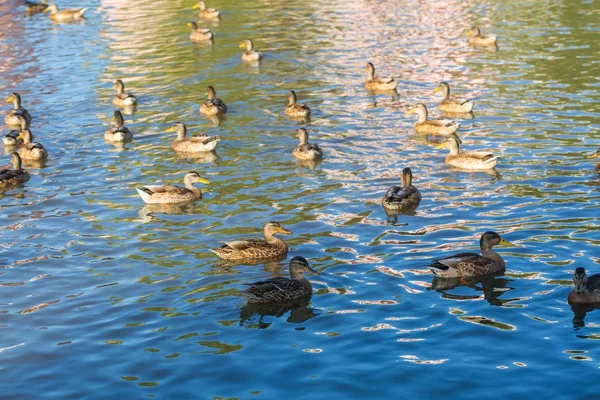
top-left (1, 0), bottom-right (600, 398)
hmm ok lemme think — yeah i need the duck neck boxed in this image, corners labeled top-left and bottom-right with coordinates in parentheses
top-left (298, 131), bottom-right (308, 145)
top-left (481, 246), bottom-right (505, 267)
top-left (207, 87), bottom-right (216, 100)
top-left (263, 230), bottom-right (283, 245)
top-left (288, 92), bottom-right (297, 106)
top-left (441, 86), bottom-right (450, 101)
top-left (416, 108), bottom-right (427, 123)
top-left (289, 271), bottom-right (306, 281)
top-left (11, 156), bottom-right (22, 172)
top-left (11, 96), bottom-right (20, 110)
top-left (183, 176), bottom-right (201, 196)
top-left (176, 126), bottom-right (187, 141)
top-left (21, 129), bottom-right (33, 144)
top-left (367, 65), bottom-right (375, 80)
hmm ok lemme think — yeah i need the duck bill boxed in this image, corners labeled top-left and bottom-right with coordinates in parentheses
top-left (405, 109), bottom-right (414, 116)
top-left (43, 8), bottom-right (51, 12)
top-left (192, 3), bottom-right (200, 8)
top-left (434, 143), bottom-right (445, 149)
top-left (499, 239), bottom-right (514, 246)
top-left (587, 151), bottom-right (600, 159)
top-left (198, 178), bottom-right (210, 184)
top-left (308, 266), bottom-right (319, 275)
top-left (279, 227), bottom-right (293, 235)
top-left (466, 31), bottom-right (473, 36)
top-left (238, 43), bottom-right (246, 48)
top-left (165, 127), bottom-right (175, 132)
top-left (433, 86), bottom-right (441, 93)
top-left (5, 97), bottom-right (12, 103)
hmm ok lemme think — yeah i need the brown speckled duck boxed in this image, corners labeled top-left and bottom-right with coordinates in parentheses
top-left (587, 147), bottom-right (600, 174)
top-left (168, 122), bottom-right (220, 152)
top-left (406, 104), bottom-right (459, 136)
top-left (242, 256), bottom-right (318, 304)
top-left (435, 135), bottom-right (497, 170)
top-left (239, 39), bottom-right (263, 62)
top-left (192, 1), bottom-right (220, 20)
top-left (467, 26), bottom-right (497, 46)
top-left (381, 167), bottom-right (422, 212)
top-left (136, 171), bottom-right (209, 204)
top-left (285, 91), bottom-right (311, 119)
top-left (44, 4), bottom-right (87, 21)
top-left (5, 93), bottom-right (32, 128)
top-left (199, 86), bottom-right (227, 117)
top-left (364, 62), bottom-right (397, 91)
top-left (104, 111), bottom-right (132, 143)
top-left (210, 221), bottom-right (292, 261)
top-left (188, 22), bottom-right (213, 42)
top-left (569, 267), bottom-right (600, 304)
top-left (15, 117), bottom-right (47, 161)
top-left (434, 82), bottom-right (474, 113)
top-left (430, 231), bottom-right (513, 277)
top-left (25, 0), bottom-right (48, 14)
top-left (293, 128), bottom-right (322, 161)
top-left (112, 80), bottom-right (137, 107)
top-left (0, 152), bottom-right (30, 188)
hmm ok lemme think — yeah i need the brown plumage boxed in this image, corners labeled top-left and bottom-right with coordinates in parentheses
top-left (168, 122), bottom-right (220, 153)
top-left (434, 82), bottom-right (474, 113)
top-left (199, 86), bottom-right (227, 117)
top-left (406, 103), bottom-right (460, 136)
top-left (0, 153), bottom-right (30, 188)
top-left (5, 93), bottom-right (32, 128)
top-left (569, 267), bottom-right (600, 304)
top-left (467, 26), bottom-right (497, 46)
top-left (104, 111), bottom-right (132, 143)
top-left (44, 4), bottom-right (87, 21)
top-left (364, 62), bottom-right (397, 91)
top-left (15, 117), bottom-right (47, 161)
top-left (285, 91), bottom-right (311, 119)
top-left (112, 80), bottom-right (137, 107)
top-left (293, 128), bottom-right (322, 161)
top-left (210, 221), bottom-right (292, 261)
top-left (382, 167), bottom-right (422, 211)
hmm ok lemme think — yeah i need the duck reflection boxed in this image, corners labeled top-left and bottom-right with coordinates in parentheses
top-left (571, 303), bottom-right (600, 329)
top-left (213, 253), bottom-right (287, 270)
top-left (239, 294), bottom-right (318, 328)
top-left (430, 274), bottom-right (513, 306)
top-left (440, 111), bottom-right (475, 120)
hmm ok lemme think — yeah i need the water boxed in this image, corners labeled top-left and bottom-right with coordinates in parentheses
top-left (1, 0), bottom-right (600, 398)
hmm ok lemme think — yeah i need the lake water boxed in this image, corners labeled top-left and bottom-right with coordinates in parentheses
top-left (1, 0), bottom-right (600, 398)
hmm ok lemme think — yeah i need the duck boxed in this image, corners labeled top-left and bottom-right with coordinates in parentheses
top-left (429, 231), bottom-right (513, 277)
top-left (434, 82), bottom-right (474, 113)
top-left (188, 22), bottom-right (213, 41)
top-left (435, 135), bottom-right (497, 170)
top-left (192, 1), bottom-right (220, 20)
top-left (568, 267), bottom-right (600, 304)
top-left (293, 128), bottom-right (322, 161)
top-left (239, 39), bottom-right (263, 62)
top-left (242, 256), bottom-right (318, 304)
top-left (586, 147), bottom-right (600, 174)
top-left (136, 171), bottom-right (209, 204)
top-left (43, 4), bottom-right (87, 21)
top-left (5, 93), bottom-right (32, 128)
top-left (466, 26), bottom-right (497, 46)
top-left (104, 111), bottom-right (132, 143)
top-left (14, 117), bottom-right (47, 161)
top-left (3, 130), bottom-right (22, 147)
top-left (112, 80), bottom-right (137, 107)
top-left (405, 103), bottom-right (459, 136)
top-left (210, 221), bottom-right (292, 261)
top-left (199, 86), bottom-right (227, 117)
top-left (364, 62), bottom-right (397, 91)
top-left (0, 153), bottom-right (30, 188)
top-left (25, 0), bottom-right (48, 13)
top-left (381, 167), bottom-right (422, 211)
top-left (285, 91), bottom-right (311, 119)
top-left (168, 122), bottom-right (220, 152)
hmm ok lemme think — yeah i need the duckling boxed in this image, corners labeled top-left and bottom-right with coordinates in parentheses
top-left (382, 167), bottom-right (422, 212)
top-left (192, 1), bottom-right (220, 20)
top-left (587, 147), bottom-right (600, 174)
top-left (293, 128), bottom-right (322, 161)
top-left (188, 22), bottom-right (213, 41)
top-left (466, 26), bottom-right (497, 46)
top-left (405, 104), bottom-right (459, 136)
top-left (136, 171), bottom-right (209, 204)
top-left (14, 117), bottom-right (47, 161)
top-left (434, 82), bottom-right (474, 113)
top-left (239, 39), bottom-right (263, 62)
top-left (242, 256), bottom-right (318, 304)
top-left (435, 135), bottom-right (497, 170)
top-left (168, 122), bottom-right (220, 152)
top-left (43, 4), bottom-right (87, 21)
top-left (112, 80), bottom-right (137, 107)
top-left (199, 86), bottom-right (227, 117)
top-left (25, 0), bottom-right (48, 14)
top-left (0, 153), bottom-right (30, 188)
top-left (5, 93), bottom-right (32, 128)
top-left (210, 221), bottom-right (292, 261)
top-left (569, 267), bottom-right (600, 304)
top-left (430, 231), bottom-right (513, 277)
top-left (285, 91), bottom-right (311, 119)
top-left (364, 62), bottom-right (397, 91)
top-left (104, 111), bottom-right (132, 143)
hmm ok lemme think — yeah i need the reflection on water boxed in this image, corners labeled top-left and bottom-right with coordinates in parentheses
top-left (1, 0), bottom-right (600, 398)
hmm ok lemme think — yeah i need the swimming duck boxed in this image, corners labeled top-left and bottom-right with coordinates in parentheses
top-left (136, 171), bottom-right (209, 204)
top-left (587, 148), bottom-right (600, 174)
top-left (14, 118), bottom-right (47, 161)
top-left (192, 1), bottom-right (220, 19)
top-left (112, 80), bottom-right (137, 107)
top-left (199, 86), bottom-right (227, 117)
top-left (239, 39), bottom-right (263, 62)
top-left (405, 104), bottom-right (459, 136)
top-left (104, 111), bottom-right (132, 142)
top-left (25, 0), bottom-right (48, 13)
top-left (43, 4), bottom-right (87, 21)
top-left (3, 130), bottom-right (22, 147)
top-left (168, 122), bottom-right (220, 152)
top-left (285, 91), bottom-right (311, 119)
top-left (210, 221), bottom-right (292, 261)
top-left (569, 267), bottom-right (600, 304)
top-left (5, 93), bottom-right (32, 128)
top-left (466, 26), bottom-right (497, 46)
top-left (430, 231), bottom-right (513, 277)
top-left (434, 82), bottom-right (474, 113)
top-left (242, 256), bottom-right (318, 304)
top-left (293, 128), bottom-right (322, 161)
top-left (0, 153), bottom-right (30, 188)
top-left (188, 22), bottom-right (213, 41)
top-left (382, 167), bottom-right (422, 212)
top-left (435, 135), bottom-right (497, 170)
top-left (364, 62), bottom-right (397, 91)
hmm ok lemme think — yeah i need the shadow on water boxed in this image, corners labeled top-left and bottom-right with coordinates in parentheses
top-left (429, 273), bottom-right (514, 306)
top-left (571, 303), bottom-right (600, 329)
top-left (239, 294), bottom-right (318, 328)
